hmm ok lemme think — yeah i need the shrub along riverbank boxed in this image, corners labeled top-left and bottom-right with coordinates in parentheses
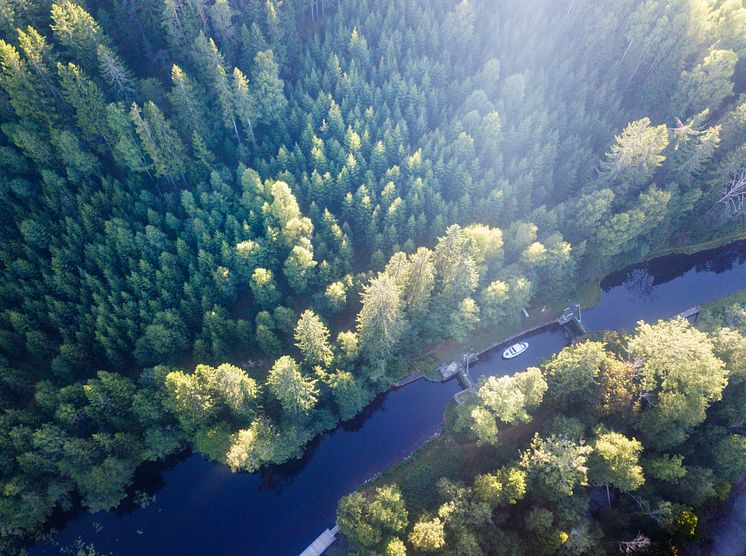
top-left (2, 0), bottom-right (746, 551)
top-left (338, 292), bottom-right (746, 555)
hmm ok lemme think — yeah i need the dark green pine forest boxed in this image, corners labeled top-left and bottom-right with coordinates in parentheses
top-left (0, 0), bottom-right (744, 551)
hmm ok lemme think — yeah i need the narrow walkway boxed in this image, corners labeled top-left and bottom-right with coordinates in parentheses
top-left (393, 372), bottom-right (425, 388)
top-left (677, 305), bottom-right (701, 320)
top-left (299, 524), bottom-right (339, 556)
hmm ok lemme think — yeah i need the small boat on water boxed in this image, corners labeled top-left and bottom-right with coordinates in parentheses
top-left (503, 341), bottom-right (528, 359)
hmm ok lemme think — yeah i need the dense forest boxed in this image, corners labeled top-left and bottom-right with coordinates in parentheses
top-left (0, 0), bottom-right (745, 551)
top-left (336, 308), bottom-right (746, 555)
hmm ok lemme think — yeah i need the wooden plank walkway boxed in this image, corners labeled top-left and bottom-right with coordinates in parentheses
top-left (677, 305), bottom-right (701, 319)
top-left (299, 525), bottom-right (339, 556)
top-left (393, 371), bottom-right (425, 388)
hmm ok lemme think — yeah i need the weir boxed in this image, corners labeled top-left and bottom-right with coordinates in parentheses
top-left (557, 305), bottom-right (587, 342)
top-left (440, 353), bottom-right (478, 405)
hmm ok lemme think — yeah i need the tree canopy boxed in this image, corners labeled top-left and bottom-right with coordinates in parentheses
top-left (0, 0), bottom-right (745, 549)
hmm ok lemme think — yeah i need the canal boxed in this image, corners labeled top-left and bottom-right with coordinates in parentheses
top-left (33, 240), bottom-right (746, 555)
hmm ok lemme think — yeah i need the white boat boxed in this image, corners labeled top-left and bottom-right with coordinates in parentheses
top-left (502, 341), bottom-right (528, 359)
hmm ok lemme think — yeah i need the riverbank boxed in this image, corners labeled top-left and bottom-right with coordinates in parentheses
top-left (360, 277), bottom-right (746, 556)
top-left (364, 407), bottom-right (554, 514)
top-left (31, 237), bottom-right (746, 556)
top-left (385, 231), bottom-right (746, 408)
top-left (394, 314), bottom-right (562, 386)
top-left (648, 228), bottom-right (746, 260)
top-left (708, 476), bottom-right (746, 556)
top-left (375, 283), bottom-right (745, 551)
top-left (687, 289), bottom-right (746, 556)
top-left (689, 476), bottom-right (746, 556)
top-left (699, 289), bottom-right (746, 317)
top-left (428, 308), bottom-right (562, 364)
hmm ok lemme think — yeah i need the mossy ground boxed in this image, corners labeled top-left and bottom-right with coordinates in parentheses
top-left (700, 289), bottom-right (746, 316)
top-left (364, 405), bottom-right (552, 517)
top-left (648, 229), bottom-right (746, 259)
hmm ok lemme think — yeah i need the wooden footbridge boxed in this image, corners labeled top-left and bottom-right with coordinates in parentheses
top-left (677, 305), bottom-right (701, 321)
top-left (299, 524), bottom-right (339, 556)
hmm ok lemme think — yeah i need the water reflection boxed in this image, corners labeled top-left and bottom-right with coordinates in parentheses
top-left (339, 392), bottom-right (388, 433)
top-left (32, 240), bottom-right (746, 556)
top-left (469, 326), bottom-right (569, 379)
top-left (623, 267), bottom-right (656, 299)
top-left (601, 240), bottom-right (746, 291)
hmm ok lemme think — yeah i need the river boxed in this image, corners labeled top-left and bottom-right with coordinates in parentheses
top-left (33, 240), bottom-right (746, 556)
top-left (705, 478), bottom-right (746, 556)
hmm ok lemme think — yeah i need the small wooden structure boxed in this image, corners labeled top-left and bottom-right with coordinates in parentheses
top-left (677, 305), bottom-right (701, 321)
top-left (439, 361), bottom-right (460, 381)
top-left (454, 389), bottom-right (474, 406)
top-left (557, 305), bottom-right (587, 343)
top-left (300, 525), bottom-right (339, 556)
top-left (393, 371), bottom-right (425, 388)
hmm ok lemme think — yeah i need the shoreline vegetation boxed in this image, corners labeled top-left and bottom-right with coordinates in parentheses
top-left (339, 279), bottom-right (746, 555)
top-left (46, 236), bottom-right (746, 555)
top-left (43, 235), bottom-right (745, 556)
top-left (28, 233), bottom-right (744, 554)
top-left (2, 0), bottom-right (746, 553)
top-left (365, 280), bottom-right (746, 489)
top-left (326, 231), bottom-right (746, 516)
top-left (365, 278), bottom-right (746, 496)
top-left (411, 230), bottom-right (746, 380)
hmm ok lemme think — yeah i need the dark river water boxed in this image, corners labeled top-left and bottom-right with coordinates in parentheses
top-left (707, 478), bottom-right (746, 556)
top-left (33, 240), bottom-right (746, 556)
